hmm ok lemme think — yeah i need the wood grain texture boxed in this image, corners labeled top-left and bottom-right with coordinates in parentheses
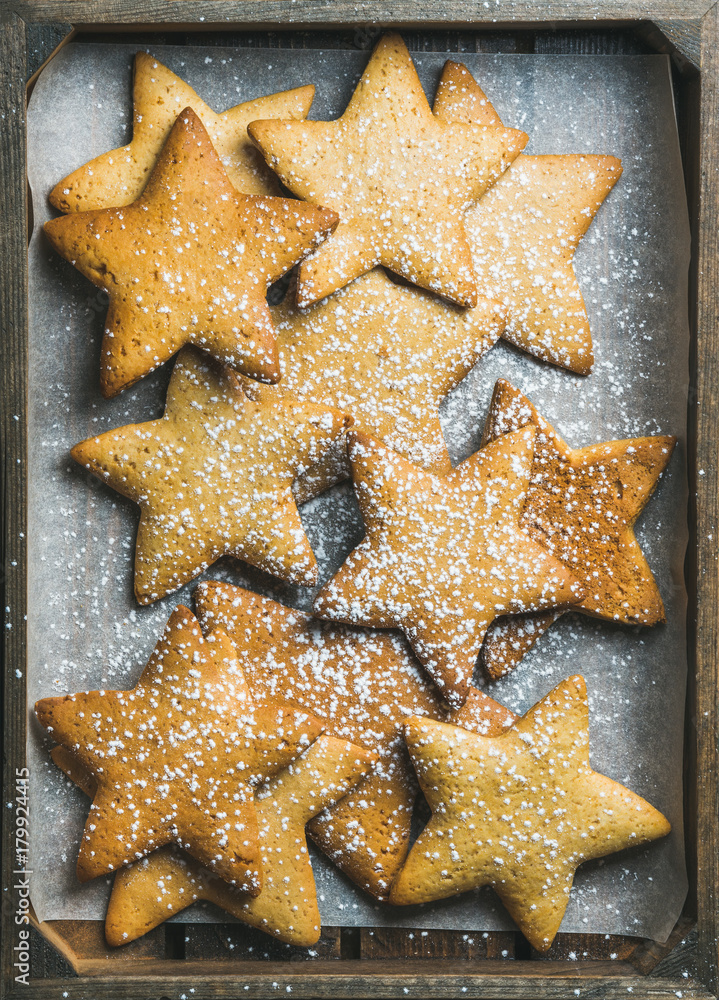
top-left (182, 922), bottom-right (342, 961)
top-left (645, 18), bottom-right (703, 69)
top-left (4, 965), bottom-right (715, 1000)
top-left (360, 929), bottom-right (516, 959)
top-left (1, 13), bottom-right (29, 1000)
top-left (692, 4), bottom-right (719, 996)
top-left (7, 0), bottom-right (717, 27)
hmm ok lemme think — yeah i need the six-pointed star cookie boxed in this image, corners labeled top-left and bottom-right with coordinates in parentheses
top-left (433, 61), bottom-right (622, 374)
top-left (194, 580), bottom-right (443, 900)
top-left (52, 735), bottom-right (376, 947)
top-left (248, 33), bottom-right (527, 308)
top-left (49, 51), bottom-right (315, 212)
top-left (35, 605), bottom-right (324, 888)
top-left (480, 379), bottom-right (675, 678)
top-left (44, 107), bottom-right (338, 396)
top-left (268, 268), bottom-right (505, 502)
top-left (71, 346), bottom-right (350, 604)
top-left (389, 675), bottom-right (671, 951)
top-left (313, 429), bottom-right (584, 708)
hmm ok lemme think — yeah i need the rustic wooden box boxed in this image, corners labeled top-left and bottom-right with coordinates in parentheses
top-left (2, 3), bottom-right (718, 998)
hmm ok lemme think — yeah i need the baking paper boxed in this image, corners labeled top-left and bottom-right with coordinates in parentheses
top-left (26, 43), bottom-right (689, 941)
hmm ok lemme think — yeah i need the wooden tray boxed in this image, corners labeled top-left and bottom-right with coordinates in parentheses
top-left (2, 4), bottom-right (718, 998)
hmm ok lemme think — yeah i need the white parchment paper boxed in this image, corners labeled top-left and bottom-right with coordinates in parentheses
top-left (26, 43), bottom-right (689, 942)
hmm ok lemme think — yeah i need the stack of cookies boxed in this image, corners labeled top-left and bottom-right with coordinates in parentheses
top-left (37, 35), bottom-right (675, 952)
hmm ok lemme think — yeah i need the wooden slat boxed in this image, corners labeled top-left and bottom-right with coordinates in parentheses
top-left (9, 963), bottom-right (715, 1000)
top-left (638, 18), bottom-right (703, 70)
top-left (692, 3), bottom-right (719, 997)
top-left (361, 928), bottom-right (516, 959)
top-left (32, 919), bottom-right (167, 975)
top-left (530, 934), bottom-right (638, 963)
top-left (8, 0), bottom-right (717, 27)
top-left (0, 12), bottom-right (29, 1000)
top-left (183, 922), bottom-right (342, 961)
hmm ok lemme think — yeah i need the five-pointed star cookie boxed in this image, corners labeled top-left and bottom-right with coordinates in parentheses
top-left (267, 268), bottom-right (505, 502)
top-left (480, 379), bottom-right (675, 678)
top-left (313, 429), bottom-right (584, 709)
top-left (52, 735), bottom-right (376, 947)
top-left (194, 580), bottom-right (444, 900)
top-left (248, 33), bottom-right (527, 308)
top-left (35, 605), bottom-right (324, 889)
top-left (389, 675), bottom-right (670, 950)
top-left (44, 108), bottom-right (338, 396)
top-left (433, 61), bottom-right (622, 374)
top-left (49, 51), bottom-right (315, 213)
top-left (71, 346), bottom-right (350, 604)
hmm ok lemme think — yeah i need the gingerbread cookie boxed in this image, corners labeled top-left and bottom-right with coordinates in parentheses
top-left (44, 108), bottom-right (338, 396)
top-left (35, 605), bottom-right (324, 888)
top-left (433, 61), bottom-right (622, 374)
top-left (248, 33), bottom-right (527, 308)
top-left (53, 735), bottom-right (376, 947)
top-left (390, 675), bottom-right (670, 951)
top-left (71, 346), bottom-right (349, 604)
top-left (480, 379), bottom-right (675, 678)
top-left (448, 686), bottom-right (517, 737)
top-left (49, 51), bottom-right (315, 213)
top-left (266, 268), bottom-right (505, 502)
top-left (313, 429), bottom-right (584, 708)
top-left (194, 580), bottom-right (444, 900)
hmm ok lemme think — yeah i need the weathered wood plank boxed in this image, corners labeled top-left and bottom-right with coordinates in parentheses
top-left (692, 3), bottom-right (719, 997)
top-left (7, 964), bottom-right (715, 1000)
top-left (182, 921), bottom-right (342, 961)
top-left (361, 928), bottom-right (516, 959)
top-left (32, 919), bottom-right (167, 975)
top-left (637, 18), bottom-right (703, 70)
top-left (8, 0), bottom-right (716, 27)
top-left (530, 934), bottom-right (638, 963)
top-left (532, 26), bottom-right (652, 53)
top-left (28, 928), bottom-right (75, 981)
top-left (0, 12), bottom-right (30, 1000)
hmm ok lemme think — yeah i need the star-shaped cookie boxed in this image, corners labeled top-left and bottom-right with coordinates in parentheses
top-left (49, 51), bottom-right (315, 212)
top-left (71, 346), bottom-right (350, 604)
top-left (480, 379), bottom-right (675, 678)
top-left (313, 429), bottom-right (584, 708)
top-left (44, 107), bottom-right (338, 396)
top-left (433, 61), bottom-right (622, 374)
top-left (390, 675), bottom-right (670, 951)
top-left (267, 268), bottom-right (505, 502)
top-left (194, 580), bottom-right (443, 900)
top-left (52, 735), bottom-right (376, 947)
top-left (35, 605), bottom-right (324, 889)
top-left (248, 33), bottom-right (527, 307)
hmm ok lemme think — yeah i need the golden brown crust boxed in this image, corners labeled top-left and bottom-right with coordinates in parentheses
top-left (434, 60), bottom-right (622, 374)
top-left (54, 736), bottom-right (376, 947)
top-left (265, 267), bottom-right (505, 502)
top-left (390, 675), bottom-right (670, 951)
top-left (313, 429), bottom-right (584, 708)
top-left (35, 605), bottom-right (324, 890)
top-left (248, 33), bottom-right (527, 308)
top-left (70, 346), bottom-right (350, 604)
top-left (193, 579), bottom-right (444, 900)
top-left (44, 107), bottom-right (337, 396)
top-left (480, 379), bottom-right (676, 677)
top-left (49, 51), bottom-right (315, 212)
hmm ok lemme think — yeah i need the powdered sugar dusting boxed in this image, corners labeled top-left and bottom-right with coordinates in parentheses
top-left (26, 44), bottom-right (688, 938)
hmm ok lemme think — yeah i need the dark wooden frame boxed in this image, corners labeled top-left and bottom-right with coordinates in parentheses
top-left (2, 3), bottom-right (718, 998)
